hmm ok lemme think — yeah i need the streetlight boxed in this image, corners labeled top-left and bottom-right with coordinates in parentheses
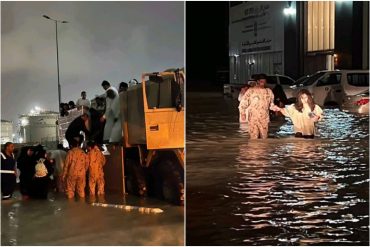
top-left (42, 14), bottom-right (69, 112)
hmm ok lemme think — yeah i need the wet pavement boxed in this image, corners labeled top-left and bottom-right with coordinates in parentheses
top-left (186, 93), bottom-right (369, 245)
top-left (1, 192), bottom-right (184, 245)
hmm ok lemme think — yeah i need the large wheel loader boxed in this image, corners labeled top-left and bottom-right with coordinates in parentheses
top-left (119, 70), bottom-right (185, 205)
top-left (58, 69), bottom-right (185, 205)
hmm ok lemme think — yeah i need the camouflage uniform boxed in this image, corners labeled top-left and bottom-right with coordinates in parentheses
top-left (239, 87), bottom-right (274, 139)
top-left (88, 146), bottom-right (106, 195)
top-left (62, 147), bottom-right (89, 198)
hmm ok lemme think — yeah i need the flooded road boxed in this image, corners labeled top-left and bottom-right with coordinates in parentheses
top-left (1, 192), bottom-right (184, 245)
top-left (186, 93), bottom-right (369, 245)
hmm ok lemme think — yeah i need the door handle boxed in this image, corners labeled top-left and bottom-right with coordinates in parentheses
top-left (149, 125), bottom-right (159, 131)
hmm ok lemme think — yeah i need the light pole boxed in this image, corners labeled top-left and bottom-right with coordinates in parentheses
top-left (43, 15), bottom-right (68, 112)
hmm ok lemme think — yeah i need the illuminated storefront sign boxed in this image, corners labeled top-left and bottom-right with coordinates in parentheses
top-left (307, 1), bottom-right (335, 52)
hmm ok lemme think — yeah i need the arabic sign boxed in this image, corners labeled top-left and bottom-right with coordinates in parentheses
top-left (230, 2), bottom-right (284, 54)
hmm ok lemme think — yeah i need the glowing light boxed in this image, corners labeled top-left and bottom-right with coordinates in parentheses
top-left (30, 109), bottom-right (35, 114)
top-left (21, 119), bottom-right (29, 126)
top-left (283, 7), bottom-right (296, 16)
top-left (19, 137), bottom-right (24, 143)
top-left (35, 106), bottom-right (41, 111)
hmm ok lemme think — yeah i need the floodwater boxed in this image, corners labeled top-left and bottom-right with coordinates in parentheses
top-left (186, 93), bottom-right (369, 245)
top-left (1, 192), bottom-right (184, 245)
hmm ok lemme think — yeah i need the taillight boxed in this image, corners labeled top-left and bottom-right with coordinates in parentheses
top-left (355, 99), bottom-right (370, 105)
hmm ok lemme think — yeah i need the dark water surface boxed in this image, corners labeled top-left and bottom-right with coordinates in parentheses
top-left (186, 94), bottom-right (369, 245)
top-left (1, 192), bottom-right (184, 245)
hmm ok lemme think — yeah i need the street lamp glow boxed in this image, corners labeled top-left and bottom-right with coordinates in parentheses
top-left (19, 137), bottom-right (24, 143)
top-left (30, 109), bottom-right (35, 114)
top-left (21, 119), bottom-right (29, 126)
top-left (35, 106), bottom-right (41, 111)
top-left (283, 7), bottom-right (296, 16)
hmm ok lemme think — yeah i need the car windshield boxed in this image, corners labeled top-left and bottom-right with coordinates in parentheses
top-left (302, 72), bottom-right (326, 86)
top-left (294, 76), bottom-right (310, 86)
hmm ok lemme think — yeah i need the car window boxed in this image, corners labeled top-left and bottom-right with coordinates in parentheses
top-left (295, 76), bottom-right (309, 84)
top-left (347, 73), bottom-right (369, 87)
top-left (303, 72), bottom-right (326, 86)
top-left (316, 73), bottom-right (341, 86)
top-left (266, 76), bottom-right (277, 84)
top-left (279, 76), bottom-right (294, 85)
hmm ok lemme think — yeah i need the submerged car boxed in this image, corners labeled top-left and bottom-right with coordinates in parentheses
top-left (342, 91), bottom-right (369, 115)
top-left (224, 74), bottom-right (295, 98)
top-left (284, 75), bottom-right (311, 100)
top-left (289, 70), bottom-right (369, 108)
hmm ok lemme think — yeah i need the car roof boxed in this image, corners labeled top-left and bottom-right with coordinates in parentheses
top-left (317, 70), bottom-right (369, 73)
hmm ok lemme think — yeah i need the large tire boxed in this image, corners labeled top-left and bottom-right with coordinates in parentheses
top-left (125, 159), bottom-right (147, 197)
top-left (153, 154), bottom-right (184, 205)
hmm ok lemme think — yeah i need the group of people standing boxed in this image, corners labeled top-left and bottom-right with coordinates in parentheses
top-left (1, 139), bottom-right (106, 201)
top-left (1, 142), bottom-right (55, 200)
top-left (63, 80), bottom-right (129, 149)
top-left (238, 74), bottom-right (323, 139)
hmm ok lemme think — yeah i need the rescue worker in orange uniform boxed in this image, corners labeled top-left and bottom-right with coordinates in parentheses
top-left (62, 139), bottom-right (89, 199)
top-left (239, 74), bottom-right (275, 139)
top-left (87, 141), bottom-right (106, 196)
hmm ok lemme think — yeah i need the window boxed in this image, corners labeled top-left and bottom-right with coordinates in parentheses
top-left (316, 73), bottom-right (341, 86)
top-left (347, 73), bottom-right (369, 87)
top-left (307, 1), bottom-right (335, 52)
top-left (266, 76), bottom-right (277, 85)
top-left (279, 76), bottom-right (294, 85)
top-left (303, 72), bottom-right (326, 86)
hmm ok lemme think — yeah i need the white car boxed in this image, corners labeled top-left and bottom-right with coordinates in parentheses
top-left (289, 70), bottom-right (369, 107)
top-left (224, 74), bottom-right (295, 98)
top-left (342, 91), bottom-right (369, 114)
top-left (284, 75), bottom-right (310, 100)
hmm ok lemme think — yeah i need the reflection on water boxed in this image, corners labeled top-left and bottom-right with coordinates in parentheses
top-left (1, 193), bottom-right (184, 245)
top-left (186, 95), bottom-right (369, 245)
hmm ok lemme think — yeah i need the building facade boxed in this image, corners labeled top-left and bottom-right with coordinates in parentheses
top-left (1, 120), bottom-right (13, 144)
top-left (19, 111), bottom-right (59, 145)
top-left (229, 1), bottom-right (369, 84)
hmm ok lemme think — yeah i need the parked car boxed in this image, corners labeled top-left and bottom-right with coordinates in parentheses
top-left (224, 74), bottom-right (295, 98)
top-left (284, 75), bottom-right (311, 100)
top-left (265, 74), bottom-right (295, 90)
top-left (290, 70), bottom-right (369, 107)
top-left (341, 88), bottom-right (369, 114)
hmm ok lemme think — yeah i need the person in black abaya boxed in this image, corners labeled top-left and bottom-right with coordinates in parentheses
top-left (30, 148), bottom-right (54, 199)
top-left (17, 146), bottom-right (36, 200)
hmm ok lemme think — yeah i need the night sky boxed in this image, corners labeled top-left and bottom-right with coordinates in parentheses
top-left (186, 1), bottom-right (229, 90)
top-left (1, 1), bottom-right (184, 125)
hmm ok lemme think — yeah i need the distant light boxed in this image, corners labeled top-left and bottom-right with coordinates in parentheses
top-left (30, 109), bottom-right (35, 114)
top-left (284, 7), bottom-right (296, 16)
top-left (12, 134), bottom-right (15, 137)
top-left (234, 54), bottom-right (239, 58)
top-left (19, 137), bottom-right (24, 143)
top-left (21, 119), bottom-right (29, 126)
top-left (35, 106), bottom-right (41, 111)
